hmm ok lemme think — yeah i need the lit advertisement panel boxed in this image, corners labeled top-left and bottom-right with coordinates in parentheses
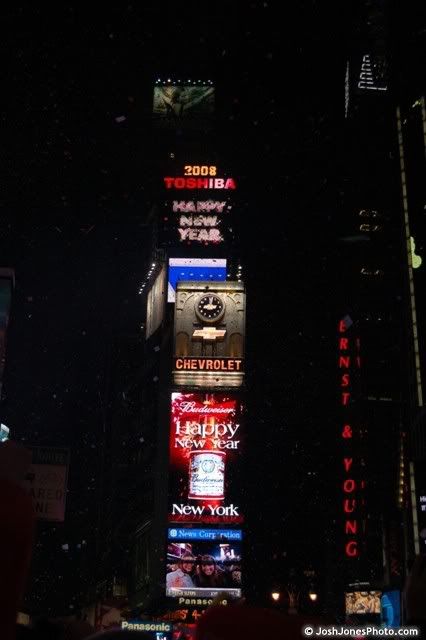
top-left (173, 281), bottom-right (245, 388)
top-left (146, 265), bottom-right (166, 339)
top-left (0, 423), bottom-right (10, 442)
top-left (168, 393), bottom-right (244, 525)
top-left (121, 621), bottom-right (172, 639)
top-left (172, 624), bottom-right (196, 640)
top-left (166, 536), bottom-right (242, 599)
top-left (160, 199), bottom-right (233, 249)
top-left (167, 258), bottom-right (226, 303)
top-left (162, 165), bottom-right (236, 192)
top-left (380, 591), bottom-right (401, 628)
top-left (345, 591), bottom-right (381, 615)
top-left (168, 528), bottom-right (242, 541)
top-left (153, 84), bottom-right (214, 129)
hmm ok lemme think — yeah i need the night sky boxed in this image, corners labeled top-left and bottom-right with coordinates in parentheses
top-left (2, 2), bottom-right (350, 613)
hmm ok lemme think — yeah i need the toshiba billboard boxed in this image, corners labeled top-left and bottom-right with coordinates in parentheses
top-left (168, 392), bottom-right (244, 525)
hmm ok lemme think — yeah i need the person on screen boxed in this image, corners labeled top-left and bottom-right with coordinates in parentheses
top-left (193, 555), bottom-right (225, 588)
top-left (365, 592), bottom-right (380, 614)
top-left (230, 566), bottom-right (241, 586)
top-left (166, 554), bottom-right (196, 589)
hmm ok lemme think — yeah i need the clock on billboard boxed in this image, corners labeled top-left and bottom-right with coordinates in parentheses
top-left (173, 281), bottom-right (246, 388)
top-left (195, 294), bottom-right (225, 323)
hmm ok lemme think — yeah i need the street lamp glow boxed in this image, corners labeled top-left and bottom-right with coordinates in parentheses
top-left (271, 591), bottom-right (281, 602)
top-left (308, 591), bottom-right (318, 602)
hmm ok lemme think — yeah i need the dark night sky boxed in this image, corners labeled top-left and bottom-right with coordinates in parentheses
top-left (1, 2), bottom-right (350, 609)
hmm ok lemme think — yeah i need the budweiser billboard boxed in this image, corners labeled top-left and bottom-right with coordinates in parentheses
top-left (168, 393), bottom-right (244, 524)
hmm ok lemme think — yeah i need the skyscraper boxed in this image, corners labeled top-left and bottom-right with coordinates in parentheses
top-left (392, 0), bottom-right (426, 560)
top-left (334, 0), bottom-right (406, 602)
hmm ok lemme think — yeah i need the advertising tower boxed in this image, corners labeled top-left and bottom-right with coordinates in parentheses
top-left (137, 78), bottom-right (246, 632)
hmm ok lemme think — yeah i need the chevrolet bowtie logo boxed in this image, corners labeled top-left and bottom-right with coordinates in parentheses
top-left (192, 327), bottom-right (227, 341)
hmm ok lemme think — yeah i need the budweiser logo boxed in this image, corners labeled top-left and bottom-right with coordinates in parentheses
top-left (178, 401), bottom-right (234, 414)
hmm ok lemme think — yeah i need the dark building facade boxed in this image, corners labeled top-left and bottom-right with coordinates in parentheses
top-left (329, 0), bottom-right (426, 619)
top-left (392, 0), bottom-right (426, 560)
top-left (0, 268), bottom-right (14, 440)
top-left (333, 0), bottom-right (407, 606)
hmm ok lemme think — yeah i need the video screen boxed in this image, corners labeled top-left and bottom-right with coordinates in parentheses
top-left (153, 84), bottom-right (215, 129)
top-left (173, 624), bottom-right (196, 640)
top-left (160, 198), bottom-right (233, 249)
top-left (0, 423), bottom-right (10, 442)
top-left (381, 590), bottom-right (401, 628)
top-left (166, 538), bottom-right (242, 599)
top-left (167, 258), bottom-right (227, 302)
top-left (168, 393), bottom-right (244, 525)
top-left (345, 591), bottom-right (381, 615)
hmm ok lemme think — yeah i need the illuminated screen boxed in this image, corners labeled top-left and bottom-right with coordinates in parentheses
top-left (166, 537), bottom-right (242, 599)
top-left (345, 591), bottom-right (381, 615)
top-left (167, 258), bottom-right (227, 302)
top-left (146, 265), bottom-right (166, 339)
top-left (381, 591), bottom-right (401, 628)
top-left (153, 84), bottom-right (215, 128)
top-left (173, 624), bottom-right (196, 640)
top-left (168, 392), bottom-right (244, 525)
top-left (0, 423), bottom-right (10, 442)
top-left (160, 198), bottom-right (233, 249)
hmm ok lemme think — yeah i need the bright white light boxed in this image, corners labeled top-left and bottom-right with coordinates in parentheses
top-left (271, 592), bottom-right (280, 602)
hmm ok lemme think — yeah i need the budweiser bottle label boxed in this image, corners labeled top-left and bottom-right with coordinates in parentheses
top-left (188, 450), bottom-right (225, 500)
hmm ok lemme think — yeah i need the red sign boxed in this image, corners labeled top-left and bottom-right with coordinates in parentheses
top-left (338, 318), bottom-right (365, 558)
top-left (168, 393), bottom-right (244, 524)
top-left (164, 177), bottom-right (236, 190)
top-left (174, 357), bottom-right (243, 372)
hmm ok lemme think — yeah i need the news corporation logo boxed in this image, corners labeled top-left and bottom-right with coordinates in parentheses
top-left (170, 529), bottom-right (178, 538)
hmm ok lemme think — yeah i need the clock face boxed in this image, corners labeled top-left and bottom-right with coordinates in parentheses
top-left (196, 294), bottom-right (225, 322)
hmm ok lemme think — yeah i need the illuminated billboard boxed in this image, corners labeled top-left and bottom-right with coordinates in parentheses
top-left (163, 165), bottom-right (236, 192)
top-left (161, 199), bottom-right (233, 248)
top-left (167, 258), bottom-right (227, 303)
top-left (172, 624), bottom-right (196, 640)
top-left (121, 621), bottom-right (172, 639)
top-left (166, 535), bottom-right (242, 599)
top-left (381, 591), bottom-right (401, 628)
top-left (168, 393), bottom-right (244, 525)
top-left (173, 281), bottom-right (245, 388)
top-left (26, 447), bottom-right (70, 522)
top-left (153, 83), bottom-right (214, 129)
top-left (0, 423), bottom-right (10, 442)
top-left (146, 265), bottom-right (166, 339)
top-left (345, 591), bottom-right (381, 615)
